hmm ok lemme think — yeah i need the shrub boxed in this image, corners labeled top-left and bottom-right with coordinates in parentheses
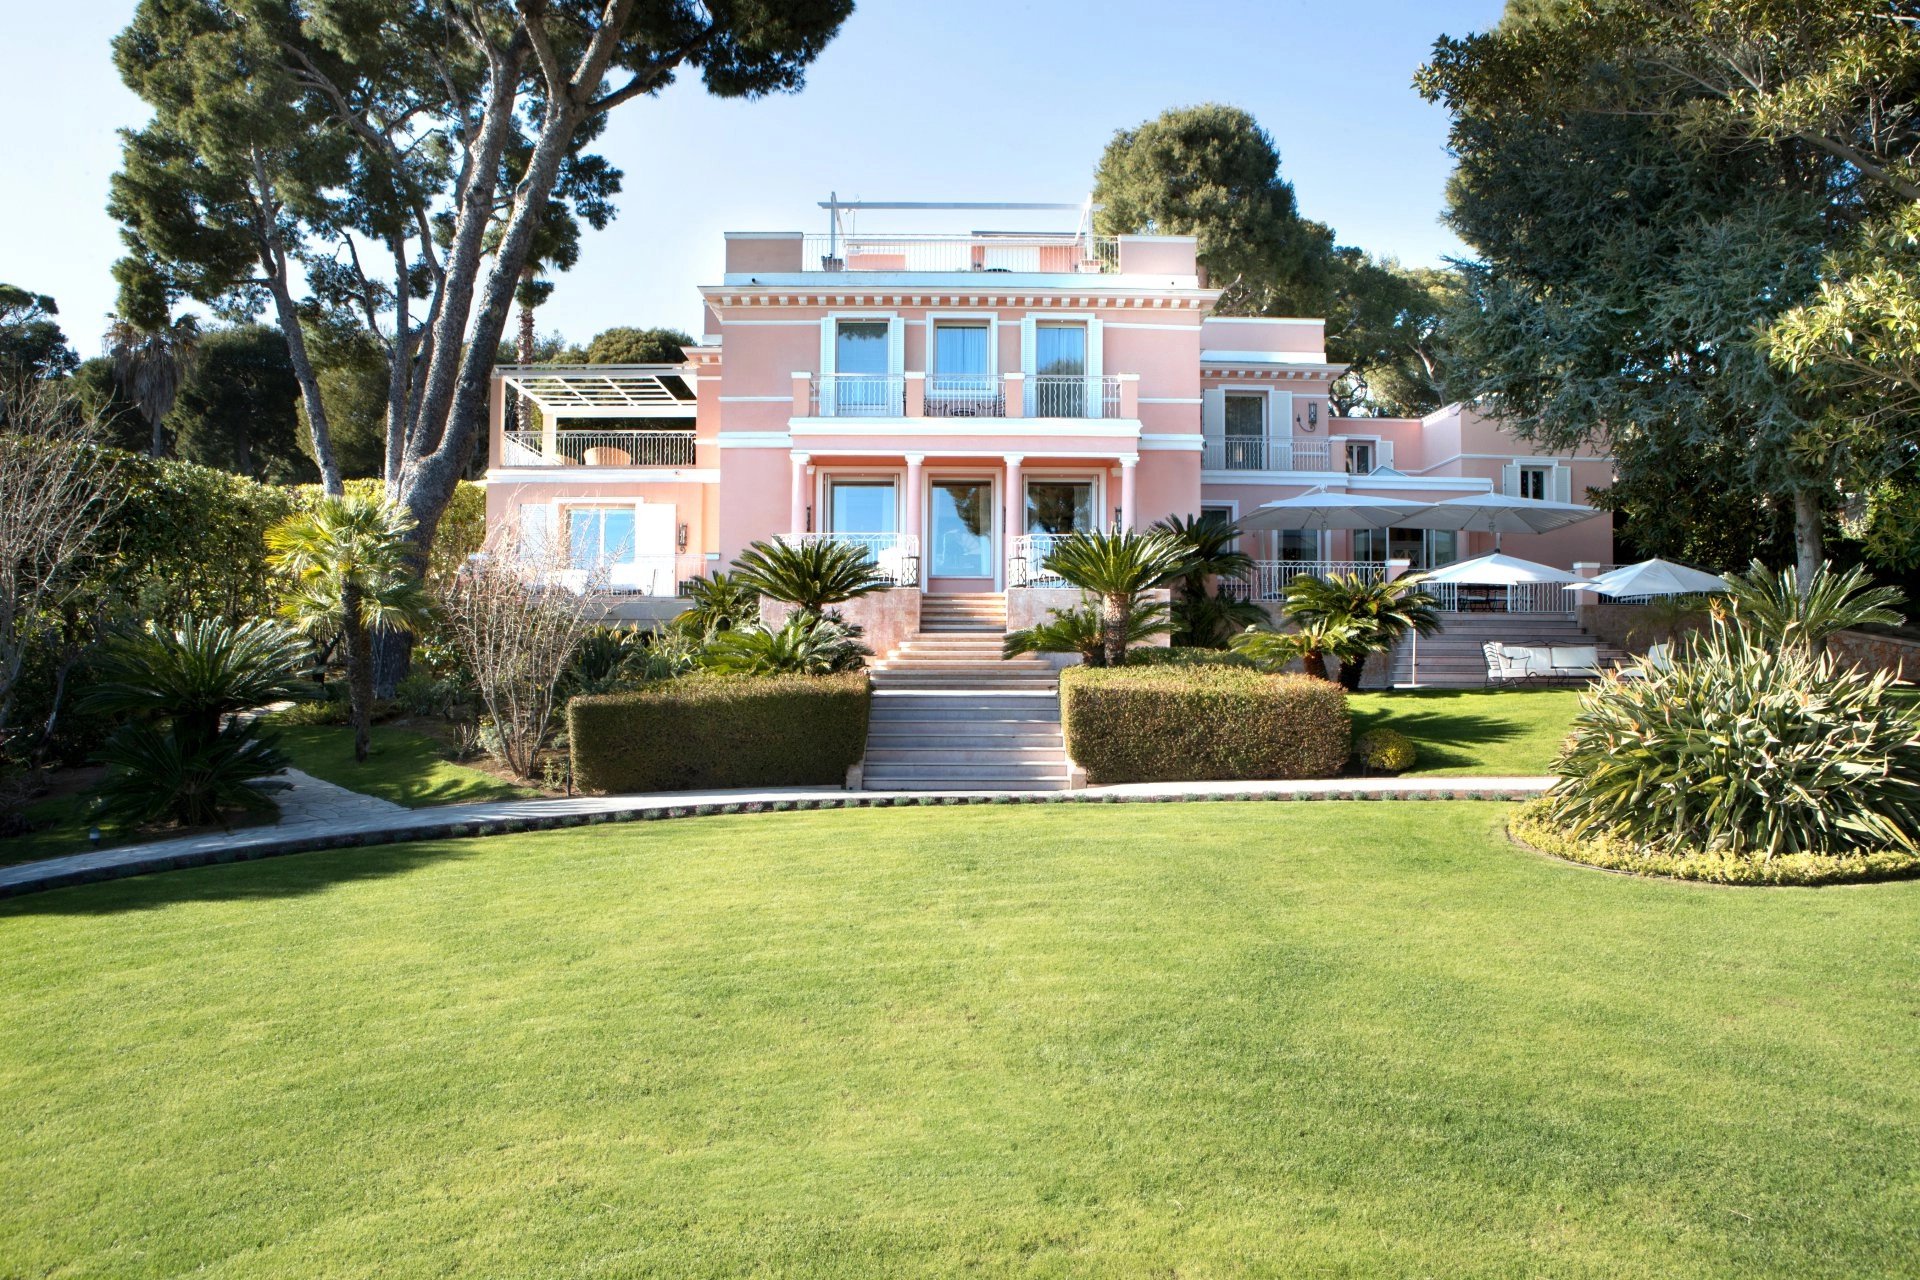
top-left (1510, 800), bottom-right (1920, 886)
top-left (568, 672), bottom-right (870, 793)
top-left (1004, 597), bottom-right (1171, 666)
top-left (1352, 727), bottom-right (1418, 774)
top-left (1545, 619), bottom-right (1920, 860)
top-left (730, 539), bottom-right (891, 614)
top-left (94, 722), bottom-right (285, 827)
top-left (1060, 666), bottom-right (1349, 785)
top-left (698, 614), bottom-right (870, 676)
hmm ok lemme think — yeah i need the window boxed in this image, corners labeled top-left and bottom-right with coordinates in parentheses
top-left (834, 320), bottom-right (889, 374)
top-left (567, 507), bottom-right (636, 569)
top-left (1278, 530), bottom-right (1319, 561)
top-left (1034, 322), bottom-right (1086, 375)
top-left (1222, 393), bottom-right (1265, 469)
top-left (929, 321), bottom-right (997, 417)
top-left (1027, 481), bottom-right (1096, 534)
top-left (1517, 465), bottom-right (1550, 501)
top-left (827, 478), bottom-right (896, 534)
top-left (1345, 440), bottom-right (1376, 476)
top-left (932, 322), bottom-right (991, 374)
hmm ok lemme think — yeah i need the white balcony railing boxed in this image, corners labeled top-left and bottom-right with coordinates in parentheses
top-left (501, 429), bottom-right (696, 467)
top-left (785, 531), bottom-right (921, 586)
top-left (1425, 581), bottom-right (1576, 615)
top-left (1224, 561), bottom-right (1388, 602)
top-left (543, 553), bottom-right (710, 598)
top-left (924, 373), bottom-right (1005, 418)
top-left (800, 233), bottom-right (1119, 274)
top-left (1029, 374), bottom-right (1122, 419)
top-left (1201, 437), bottom-right (1336, 472)
top-left (809, 374), bottom-right (904, 417)
top-left (1009, 533), bottom-right (1073, 588)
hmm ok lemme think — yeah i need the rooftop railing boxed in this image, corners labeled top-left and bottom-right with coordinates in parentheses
top-left (799, 233), bottom-right (1119, 274)
top-left (500, 429), bottom-right (696, 467)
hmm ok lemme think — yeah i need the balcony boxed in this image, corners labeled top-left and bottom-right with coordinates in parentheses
top-left (806, 373), bottom-right (1128, 420)
top-left (1222, 560), bottom-right (1388, 602)
top-left (1008, 533), bottom-right (1071, 588)
top-left (783, 531), bottom-right (920, 586)
top-left (798, 233), bottom-right (1118, 274)
top-left (500, 429), bottom-right (697, 468)
top-left (1201, 437), bottom-right (1336, 472)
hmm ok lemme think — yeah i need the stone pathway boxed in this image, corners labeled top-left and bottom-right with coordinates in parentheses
top-left (0, 774), bottom-right (1553, 901)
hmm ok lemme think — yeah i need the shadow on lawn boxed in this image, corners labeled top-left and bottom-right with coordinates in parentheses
top-left (1351, 687), bottom-right (1570, 772)
top-left (0, 839), bottom-right (479, 919)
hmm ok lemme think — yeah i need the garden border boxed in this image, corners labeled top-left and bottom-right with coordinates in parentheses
top-left (0, 778), bottom-right (1551, 900)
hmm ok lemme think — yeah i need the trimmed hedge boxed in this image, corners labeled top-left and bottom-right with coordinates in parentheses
top-left (569, 673), bottom-right (869, 793)
top-left (1509, 800), bottom-right (1920, 886)
top-left (1125, 645), bottom-right (1251, 668)
top-left (1061, 666), bottom-right (1349, 784)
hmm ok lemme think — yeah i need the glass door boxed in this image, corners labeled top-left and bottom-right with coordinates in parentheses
top-left (832, 319), bottom-right (891, 415)
top-left (926, 478), bottom-right (996, 591)
top-left (929, 322), bottom-right (996, 416)
top-left (1033, 322), bottom-right (1087, 417)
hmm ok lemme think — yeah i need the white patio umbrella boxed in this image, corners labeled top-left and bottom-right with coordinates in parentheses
top-left (1241, 490), bottom-right (1436, 532)
top-left (1416, 552), bottom-right (1581, 585)
top-left (1564, 557), bottom-right (1727, 598)
top-left (1411, 492), bottom-right (1602, 549)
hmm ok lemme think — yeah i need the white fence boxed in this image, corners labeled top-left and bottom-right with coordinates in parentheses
top-left (809, 374), bottom-right (904, 417)
top-left (1028, 374), bottom-right (1122, 419)
top-left (542, 553), bottom-right (710, 598)
top-left (501, 430), bottom-right (696, 467)
top-left (1224, 560), bottom-right (1387, 602)
top-left (799, 234), bottom-right (1119, 274)
top-left (924, 374), bottom-right (1005, 418)
top-left (1008, 533), bottom-right (1073, 588)
top-left (785, 531), bottom-right (921, 586)
top-left (1200, 437), bottom-right (1335, 472)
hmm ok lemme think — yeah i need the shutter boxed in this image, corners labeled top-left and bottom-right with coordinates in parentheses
top-left (1085, 318), bottom-right (1104, 419)
top-left (518, 502), bottom-right (554, 563)
top-left (818, 318), bottom-right (836, 418)
top-left (1502, 461), bottom-right (1522, 497)
top-left (986, 317), bottom-right (1001, 375)
top-left (1201, 387), bottom-right (1226, 437)
top-left (1378, 439), bottom-right (1395, 471)
top-left (1271, 390), bottom-right (1294, 438)
top-left (1019, 315), bottom-right (1037, 414)
top-left (886, 317), bottom-right (905, 415)
top-left (1551, 464), bottom-right (1572, 504)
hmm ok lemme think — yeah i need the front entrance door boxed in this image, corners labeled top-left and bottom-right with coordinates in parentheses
top-left (926, 477), bottom-right (996, 593)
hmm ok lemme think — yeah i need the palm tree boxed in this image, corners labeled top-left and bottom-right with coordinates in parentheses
top-left (1284, 572), bottom-right (1442, 691)
top-left (1153, 512), bottom-right (1264, 646)
top-left (1228, 616), bottom-right (1361, 682)
top-left (268, 494), bottom-right (431, 761)
top-left (1003, 598), bottom-right (1173, 667)
top-left (1721, 560), bottom-right (1905, 654)
top-left (105, 312), bottom-right (199, 457)
top-left (676, 571), bottom-right (762, 635)
top-left (82, 617), bottom-right (312, 750)
top-left (730, 538), bottom-right (891, 616)
top-left (1041, 528), bottom-right (1190, 667)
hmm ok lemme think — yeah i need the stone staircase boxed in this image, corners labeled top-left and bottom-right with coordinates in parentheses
top-left (1388, 613), bottom-right (1632, 688)
top-left (862, 594), bottom-right (1070, 791)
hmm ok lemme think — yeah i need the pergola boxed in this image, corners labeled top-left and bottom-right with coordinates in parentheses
top-left (497, 364), bottom-right (698, 423)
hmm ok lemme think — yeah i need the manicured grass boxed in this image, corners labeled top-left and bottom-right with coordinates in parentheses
top-left (4, 803), bottom-right (1917, 1277)
top-left (1349, 686), bottom-right (1583, 774)
top-left (274, 723), bottom-right (535, 807)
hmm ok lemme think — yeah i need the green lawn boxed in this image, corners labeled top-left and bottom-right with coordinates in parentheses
top-left (1349, 687), bottom-right (1583, 774)
top-left (272, 723), bottom-right (535, 807)
top-left (4, 803), bottom-right (1916, 1277)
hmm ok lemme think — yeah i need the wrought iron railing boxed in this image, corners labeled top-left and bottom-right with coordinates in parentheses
top-left (1200, 437), bottom-right (1335, 472)
top-left (1028, 374), bottom-right (1122, 419)
top-left (500, 429), bottom-right (696, 467)
top-left (923, 373), bottom-right (1004, 418)
top-left (800, 234), bottom-right (1119, 274)
top-left (1009, 533), bottom-right (1074, 588)
top-left (808, 374), bottom-right (904, 418)
top-left (1223, 560), bottom-right (1388, 602)
top-left (544, 553), bottom-right (711, 598)
top-left (784, 531), bottom-right (921, 586)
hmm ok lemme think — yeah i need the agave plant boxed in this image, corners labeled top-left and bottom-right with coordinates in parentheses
top-left (1283, 572), bottom-right (1441, 691)
top-left (1721, 559), bottom-right (1905, 654)
top-left (1228, 616), bottom-right (1363, 683)
top-left (1040, 528), bottom-right (1189, 667)
top-left (676, 571), bottom-right (762, 635)
top-left (729, 539), bottom-right (892, 616)
top-left (1547, 617), bottom-right (1920, 859)
top-left (699, 614), bottom-right (871, 677)
top-left (1003, 598), bottom-right (1173, 667)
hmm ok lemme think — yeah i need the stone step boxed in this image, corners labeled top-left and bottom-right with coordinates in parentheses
top-left (865, 762), bottom-right (1072, 782)
top-left (870, 707), bottom-right (1061, 725)
top-left (871, 677), bottom-right (1059, 691)
top-left (869, 777), bottom-right (1074, 793)
top-left (866, 745), bottom-right (1065, 764)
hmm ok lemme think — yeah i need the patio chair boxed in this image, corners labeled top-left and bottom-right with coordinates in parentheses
top-left (1483, 642), bottom-right (1536, 683)
top-left (1546, 644), bottom-right (1601, 678)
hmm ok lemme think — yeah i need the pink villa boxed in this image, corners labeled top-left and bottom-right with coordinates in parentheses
top-left (484, 202), bottom-right (1615, 665)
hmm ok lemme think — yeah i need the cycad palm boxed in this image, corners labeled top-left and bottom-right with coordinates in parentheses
top-left (1153, 513), bottom-right (1263, 646)
top-left (677, 571), bottom-right (763, 636)
top-left (82, 616), bottom-right (312, 749)
top-left (1722, 560), bottom-right (1905, 654)
top-left (1041, 528), bottom-right (1190, 666)
top-left (268, 494), bottom-right (430, 761)
top-left (1228, 616), bottom-right (1361, 683)
top-left (730, 539), bottom-right (891, 615)
top-left (1284, 572), bottom-right (1441, 691)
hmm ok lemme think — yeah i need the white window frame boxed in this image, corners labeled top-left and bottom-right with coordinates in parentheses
top-left (1021, 468), bottom-right (1107, 537)
top-left (925, 313), bottom-right (1000, 376)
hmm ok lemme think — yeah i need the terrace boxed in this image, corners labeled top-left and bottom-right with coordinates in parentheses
top-left (493, 364), bottom-right (698, 469)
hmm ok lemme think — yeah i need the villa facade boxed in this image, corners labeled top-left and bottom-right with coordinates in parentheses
top-left (483, 215), bottom-right (1613, 634)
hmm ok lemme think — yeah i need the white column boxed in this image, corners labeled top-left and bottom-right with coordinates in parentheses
top-left (1119, 454), bottom-right (1138, 530)
top-left (904, 453), bottom-right (925, 583)
top-left (1003, 453), bottom-right (1025, 569)
top-left (789, 451), bottom-right (811, 534)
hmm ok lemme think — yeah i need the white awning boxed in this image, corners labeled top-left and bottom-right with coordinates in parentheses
top-left (497, 364), bottom-right (697, 419)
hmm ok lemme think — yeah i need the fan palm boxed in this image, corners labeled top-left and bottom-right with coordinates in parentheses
top-left (1040, 528), bottom-right (1190, 667)
top-left (1721, 560), bottom-right (1905, 654)
top-left (730, 539), bottom-right (891, 616)
top-left (268, 494), bottom-right (432, 761)
top-left (1228, 616), bottom-right (1362, 683)
top-left (1284, 572), bottom-right (1442, 691)
top-left (106, 312), bottom-right (199, 457)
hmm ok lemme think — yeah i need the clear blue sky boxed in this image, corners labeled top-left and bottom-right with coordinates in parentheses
top-left (0, 0), bottom-right (1506, 356)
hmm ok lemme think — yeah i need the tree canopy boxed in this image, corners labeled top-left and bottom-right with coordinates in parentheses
top-left (169, 324), bottom-right (313, 483)
top-left (0, 285), bottom-right (79, 380)
top-left (574, 326), bottom-right (694, 365)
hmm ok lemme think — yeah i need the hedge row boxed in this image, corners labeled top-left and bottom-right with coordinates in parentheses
top-left (1060, 666), bottom-right (1350, 785)
top-left (1509, 800), bottom-right (1920, 886)
top-left (569, 673), bottom-right (869, 793)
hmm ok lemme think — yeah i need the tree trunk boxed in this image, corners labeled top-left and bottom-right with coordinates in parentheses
top-left (264, 269), bottom-right (342, 496)
top-left (149, 411), bottom-right (165, 459)
top-left (1792, 487), bottom-right (1824, 594)
top-left (343, 587), bottom-right (374, 762)
top-left (372, 628), bottom-right (412, 700)
top-left (1302, 651), bottom-right (1330, 682)
top-left (1103, 591), bottom-right (1129, 668)
top-left (1338, 652), bottom-right (1366, 692)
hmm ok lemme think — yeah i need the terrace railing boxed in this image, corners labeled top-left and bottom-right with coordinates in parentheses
top-left (923, 373), bottom-right (1005, 418)
top-left (1225, 560), bottom-right (1388, 602)
top-left (1028, 374), bottom-right (1122, 419)
top-left (500, 429), bottom-right (696, 468)
top-left (784, 531), bottom-right (921, 586)
top-left (809, 374), bottom-right (905, 418)
top-left (800, 234), bottom-right (1119, 274)
top-left (1200, 437), bottom-right (1335, 472)
top-left (1424, 581), bottom-right (1577, 614)
top-left (1009, 533), bottom-right (1073, 588)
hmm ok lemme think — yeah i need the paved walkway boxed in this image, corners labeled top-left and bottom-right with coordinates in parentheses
top-left (0, 775), bottom-right (1552, 900)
